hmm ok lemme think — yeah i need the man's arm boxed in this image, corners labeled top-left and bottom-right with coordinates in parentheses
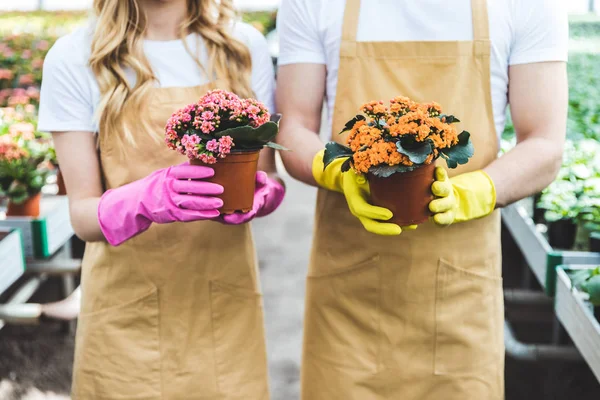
top-left (275, 63), bottom-right (327, 186)
top-left (484, 61), bottom-right (568, 207)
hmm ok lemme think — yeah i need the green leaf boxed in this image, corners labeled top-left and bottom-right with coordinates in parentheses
top-left (214, 122), bottom-right (279, 149)
top-left (338, 115), bottom-right (365, 135)
top-left (369, 163), bottom-right (421, 178)
top-left (440, 130), bottom-right (474, 168)
top-left (323, 142), bottom-right (353, 170)
top-left (270, 113), bottom-right (282, 123)
top-left (440, 114), bottom-right (460, 124)
top-left (341, 158), bottom-right (352, 172)
top-left (396, 139), bottom-right (433, 164)
top-left (581, 275), bottom-right (600, 306)
top-left (570, 269), bottom-right (593, 289)
top-left (264, 141), bottom-right (289, 151)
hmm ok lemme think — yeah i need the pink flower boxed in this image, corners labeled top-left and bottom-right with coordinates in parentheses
top-left (36, 40), bottom-right (49, 51)
top-left (201, 111), bottom-right (215, 121)
top-left (200, 121), bottom-right (214, 134)
top-left (0, 69), bottom-right (13, 80)
top-left (206, 139), bottom-right (219, 152)
top-left (22, 50), bottom-right (32, 60)
top-left (18, 74), bottom-right (34, 86)
top-left (218, 135), bottom-right (234, 156)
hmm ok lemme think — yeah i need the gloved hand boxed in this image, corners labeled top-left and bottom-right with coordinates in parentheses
top-left (220, 171), bottom-right (285, 225)
top-left (312, 149), bottom-right (404, 236)
top-left (429, 167), bottom-right (496, 226)
top-left (98, 162), bottom-right (224, 246)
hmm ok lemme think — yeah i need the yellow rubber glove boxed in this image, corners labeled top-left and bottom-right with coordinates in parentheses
top-left (429, 167), bottom-right (496, 226)
top-left (312, 150), bottom-right (403, 236)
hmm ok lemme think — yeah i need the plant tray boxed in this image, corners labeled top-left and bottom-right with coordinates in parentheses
top-left (555, 266), bottom-right (600, 382)
top-left (0, 228), bottom-right (25, 295)
top-left (502, 201), bottom-right (600, 296)
top-left (0, 196), bottom-right (74, 259)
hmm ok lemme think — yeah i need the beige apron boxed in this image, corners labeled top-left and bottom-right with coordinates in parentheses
top-left (71, 82), bottom-right (270, 400)
top-left (302, 0), bottom-right (504, 399)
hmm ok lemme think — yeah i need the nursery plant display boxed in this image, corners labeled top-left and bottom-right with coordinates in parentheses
top-left (322, 96), bottom-right (473, 225)
top-left (165, 89), bottom-right (284, 214)
top-left (0, 107), bottom-right (53, 216)
top-left (538, 139), bottom-right (600, 249)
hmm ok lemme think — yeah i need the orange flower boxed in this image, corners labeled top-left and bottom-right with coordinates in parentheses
top-left (344, 96), bottom-right (463, 175)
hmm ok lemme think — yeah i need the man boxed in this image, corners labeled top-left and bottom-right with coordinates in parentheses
top-left (275, 0), bottom-right (568, 399)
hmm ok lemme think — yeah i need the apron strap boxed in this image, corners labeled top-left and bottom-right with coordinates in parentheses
top-left (342, 0), bottom-right (490, 42)
top-left (471, 0), bottom-right (490, 41)
top-left (341, 0), bottom-right (361, 42)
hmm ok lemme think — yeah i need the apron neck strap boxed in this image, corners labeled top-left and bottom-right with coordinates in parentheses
top-left (341, 0), bottom-right (361, 42)
top-left (471, 0), bottom-right (490, 41)
top-left (341, 0), bottom-right (490, 42)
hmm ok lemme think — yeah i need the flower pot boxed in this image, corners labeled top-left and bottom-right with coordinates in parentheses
top-left (532, 192), bottom-right (545, 223)
top-left (6, 192), bottom-right (42, 217)
top-left (56, 169), bottom-right (67, 195)
top-left (547, 219), bottom-right (577, 250)
top-left (590, 231), bottom-right (600, 253)
top-left (367, 162), bottom-right (435, 226)
top-left (190, 150), bottom-right (260, 214)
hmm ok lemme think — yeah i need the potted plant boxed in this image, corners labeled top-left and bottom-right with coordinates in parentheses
top-left (322, 96), bottom-right (474, 226)
top-left (569, 266), bottom-right (600, 322)
top-left (0, 127), bottom-right (52, 217)
top-left (538, 180), bottom-right (580, 249)
top-left (165, 89), bottom-right (285, 214)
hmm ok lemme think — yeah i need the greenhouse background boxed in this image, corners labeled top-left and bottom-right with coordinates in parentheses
top-left (0, 1), bottom-right (599, 400)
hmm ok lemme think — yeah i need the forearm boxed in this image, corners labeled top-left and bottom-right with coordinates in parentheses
top-left (484, 134), bottom-right (563, 208)
top-left (69, 197), bottom-right (105, 243)
top-left (278, 121), bottom-right (324, 186)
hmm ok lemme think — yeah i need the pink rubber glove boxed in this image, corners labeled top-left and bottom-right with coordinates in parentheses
top-left (220, 171), bottom-right (285, 225)
top-left (98, 162), bottom-right (224, 246)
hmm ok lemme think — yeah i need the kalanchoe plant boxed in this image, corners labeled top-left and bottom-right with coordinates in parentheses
top-left (569, 267), bottom-right (600, 307)
top-left (323, 96), bottom-right (474, 177)
top-left (0, 120), bottom-right (52, 204)
top-left (165, 89), bottom-right (286, 164)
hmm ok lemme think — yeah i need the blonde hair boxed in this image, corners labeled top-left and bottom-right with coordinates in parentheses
top-left (89, 0), bottom-right (253, 145)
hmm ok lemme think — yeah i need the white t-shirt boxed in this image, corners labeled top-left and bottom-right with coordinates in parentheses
top-left (38, 22), bottom-right (275, 133)
top-left (276, 0), bottom-right (569, 141)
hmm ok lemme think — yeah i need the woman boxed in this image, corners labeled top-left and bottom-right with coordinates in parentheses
top-left (37, 0), bottom-right (284, 398)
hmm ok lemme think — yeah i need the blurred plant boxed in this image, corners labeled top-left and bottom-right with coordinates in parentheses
top-left (538, 139), bottom-right (600, 225)
top-left (570, 266), bottom-right (600, 307)
top-left (242, 11), bottom-right (277, 35)
top-left (0, 106), bottom-right (53, 203)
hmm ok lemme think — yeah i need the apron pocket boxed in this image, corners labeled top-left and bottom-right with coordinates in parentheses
top-left (304, 256), bottom-right (380, 371)
top-left (434, 259), bottom-right (502, 375)
top-left (210, 281), bottom-right (269, 399)
top-left (73, 288), bottom-right (161, 399)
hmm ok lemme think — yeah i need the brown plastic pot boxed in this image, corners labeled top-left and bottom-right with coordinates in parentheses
top-left (7, 192), bottom-right (42, 217)
top-left (56, 169), bottom-right (67, 195)
top-left (368, 162), bottom-right (435, 226)
top-left (190, 150), bottom-right (260, 214)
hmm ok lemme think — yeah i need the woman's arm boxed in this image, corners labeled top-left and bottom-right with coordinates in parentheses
top-left (52, 130), bottom-right (105, 242)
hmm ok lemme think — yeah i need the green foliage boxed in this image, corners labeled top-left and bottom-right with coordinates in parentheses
top-left (322, 142), bottom-right (353, 170)
top-left (338, 115), bottom-right (365, 135)
top-left (538, 139), bottom-right (600, 225)
top-left (569, 20), bottom-right (600, 40)
top-left (369, 163), bottom-right (420, 178)
top-left (439, 131), bottom-right (474, 168)
top-left (241, 11), bottom-right (278, 35)
top-left (569, 267), bottom-right (600, 307)
top-left (395, 137), bottom-right (433, 164)
top-left (213, 121), bottom-right (286, 151)
top-left (0, 135), bottom-right (52, 204)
